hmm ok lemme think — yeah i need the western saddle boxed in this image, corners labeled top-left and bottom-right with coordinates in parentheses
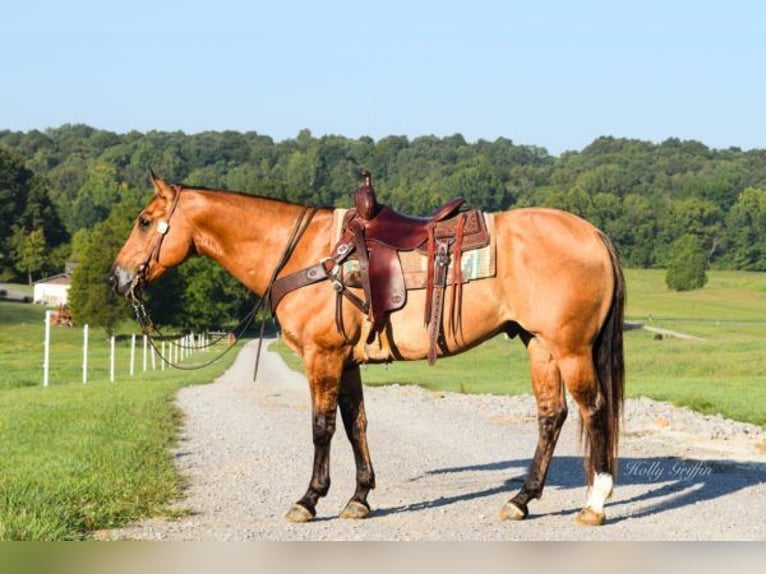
top-left (269, 172), bottom-right (489, 364)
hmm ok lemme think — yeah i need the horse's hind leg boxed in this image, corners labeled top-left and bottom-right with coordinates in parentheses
top-left (559, 352), bottom-right (615, 526)
top-left (285, 350), bottom-right (343, 523)
top-left (337, 363), bottom-right (376, 519)
top-left (499, 337), bottom-right (567, 521)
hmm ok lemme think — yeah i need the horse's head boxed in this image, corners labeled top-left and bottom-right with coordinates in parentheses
top-left (109, 173), bottom-right (194, 300)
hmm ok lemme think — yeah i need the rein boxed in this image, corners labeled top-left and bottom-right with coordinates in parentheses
top-left (252, 205), bottom-right (319, 380)
top-left (130, 296), bottom-right (255, 371)
top-left (128, 188), bottom-right (318, 379)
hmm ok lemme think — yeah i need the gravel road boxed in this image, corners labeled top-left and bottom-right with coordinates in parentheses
top-left (101, 339), bottom-right (766, 541)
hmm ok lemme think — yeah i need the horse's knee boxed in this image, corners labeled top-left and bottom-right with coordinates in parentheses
top-left (312, 411), bottom-right (337, 447)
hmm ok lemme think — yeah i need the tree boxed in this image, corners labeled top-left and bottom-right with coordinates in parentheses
top-left (282, 150), bottom-right (319, 204)
top-left (70, 161), bottom-right (125, 231)
top-left (0, 146), bottom-right (69, 280)
top-left (443, 166), bottom-right (507, 212)
top-left (12, 228), bottom-right (47, 285)
top-left (20, 176), bottom-right (69, 248)
top-left (724, 187), bottom-right (766, 270)
top-left (0, 146), bottom-right (34, 272)
top-left (68, 196), bottom-right (143, 335)
top-left (666, 234), bottom-right (709, 291)
top-left (176, 258), bottom-right (254, 331)
top-left (617, 194), bottom-right (659, 267)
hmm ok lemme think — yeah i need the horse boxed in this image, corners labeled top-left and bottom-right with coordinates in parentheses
top-left (110, 173), bottom-right (625, 526)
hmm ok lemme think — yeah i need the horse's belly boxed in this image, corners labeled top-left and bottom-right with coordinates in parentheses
top-left (353, 280), bottom-right (506, 363)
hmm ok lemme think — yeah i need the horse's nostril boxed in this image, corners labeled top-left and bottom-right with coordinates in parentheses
top-left (108, 271), bottom-right (122, 293)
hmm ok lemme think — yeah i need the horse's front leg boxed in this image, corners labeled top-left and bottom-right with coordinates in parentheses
top-left (338, 363), bottom-right (376, 519)
top-left (285, 349), bottom-right (344, 523)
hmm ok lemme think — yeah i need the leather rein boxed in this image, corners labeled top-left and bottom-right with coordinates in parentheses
top-left (128, 184), bottom-right (318, 378)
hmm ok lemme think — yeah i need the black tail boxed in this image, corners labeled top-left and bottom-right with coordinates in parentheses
top-left (588, 232), bottom-right (626, 480)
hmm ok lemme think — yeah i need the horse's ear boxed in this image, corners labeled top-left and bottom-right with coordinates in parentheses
top-left (149, 171), bottom-right (175, 202)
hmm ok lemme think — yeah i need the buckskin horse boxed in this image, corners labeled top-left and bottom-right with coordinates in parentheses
top-left (110, 173), bottom-right (625, 526)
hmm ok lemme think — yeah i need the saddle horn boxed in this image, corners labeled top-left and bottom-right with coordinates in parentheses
top-left (353, 170), bottom-right (379, 220)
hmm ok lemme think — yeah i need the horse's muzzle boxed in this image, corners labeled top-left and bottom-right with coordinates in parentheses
top-left (109, 265), bottom-right (138, 298)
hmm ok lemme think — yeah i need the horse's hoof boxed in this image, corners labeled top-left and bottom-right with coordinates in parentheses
top-left (339, 500), bottom-right (371, 519)
top-left (285, 503), bottom-right (315, 523)
top-left (575, 507), bottom-right (605, 526)
top-left (498, 501), bottom-right (528, 521)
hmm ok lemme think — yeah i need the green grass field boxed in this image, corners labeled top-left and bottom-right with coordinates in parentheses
top-left (619, 269), bottom-right (766, 425)
top-left (1, 268), bottom-right (765, 540)
top-left (0, 302), bottom-right (241, 540)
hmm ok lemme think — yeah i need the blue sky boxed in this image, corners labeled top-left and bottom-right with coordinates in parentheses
top-left (2, 0), bottom-right (764, 155)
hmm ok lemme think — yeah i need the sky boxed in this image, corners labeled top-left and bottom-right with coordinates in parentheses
top-left (2, 0), bottom-right (765, 155)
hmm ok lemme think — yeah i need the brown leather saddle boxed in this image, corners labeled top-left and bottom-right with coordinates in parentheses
top-left (269, 172), bottom-right (490, 364)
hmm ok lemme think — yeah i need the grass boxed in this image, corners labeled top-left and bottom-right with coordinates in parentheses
top-left (0, 381), bottom-right (183, 540)
top-left (273, 269), bottom-right (766, 427)
top-left (623, 268), bottom-right (766, 323)
top-left (0, 300), bottom-right (241, 540)
top-left (0, 301), bottom-right (93, 390)
top-left (621, 270), bottom-right (766, 425)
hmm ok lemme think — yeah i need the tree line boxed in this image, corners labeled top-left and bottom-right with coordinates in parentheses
top-left (1, 124), bottom-right (765, 330)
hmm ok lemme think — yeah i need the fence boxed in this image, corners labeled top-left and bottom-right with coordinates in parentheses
top-left (41, 310), bottom-right (223, 386)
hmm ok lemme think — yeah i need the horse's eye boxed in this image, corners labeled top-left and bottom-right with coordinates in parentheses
top-left (138, 216), bottom-right (151, 229)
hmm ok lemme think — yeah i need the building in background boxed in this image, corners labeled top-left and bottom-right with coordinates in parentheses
top-left (34, 273), bottom-right (71, 306)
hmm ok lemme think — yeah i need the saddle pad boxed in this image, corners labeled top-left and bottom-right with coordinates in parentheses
top-left (331, 209), bottom-right (497, 289)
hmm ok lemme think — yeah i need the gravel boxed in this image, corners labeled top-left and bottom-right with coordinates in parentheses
top-left (99, 339), bottom-right (766, 541)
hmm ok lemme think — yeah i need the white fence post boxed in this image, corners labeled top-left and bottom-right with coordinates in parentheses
top-left (110, 336), bottom-right (116, 382)
top-left (130, 334), bottom-right (136, 376)
top-left (82, 324), bottom-right (89, 384)
top-left (43, 310), bottom-right (52, 387)
top-left (42, 323), bottom-right (223, 385)
top-left (142, 334), bottom-right (148, 372)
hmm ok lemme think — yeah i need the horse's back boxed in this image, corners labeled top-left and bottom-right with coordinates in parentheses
top-left (495, 207), bottom-right (608, 255)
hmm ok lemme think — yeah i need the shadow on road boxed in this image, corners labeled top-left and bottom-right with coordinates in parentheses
top-left (373, 455), bottom-right (765, 522)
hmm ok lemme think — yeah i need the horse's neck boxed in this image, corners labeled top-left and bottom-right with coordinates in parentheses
top-left (187, 190), bottom-right (331, 296)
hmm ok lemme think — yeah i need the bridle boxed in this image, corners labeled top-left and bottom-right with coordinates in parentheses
top-left (126, 184), bottom-right (318, 378)
top-left (127, 184), bottom-right (183, 303)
